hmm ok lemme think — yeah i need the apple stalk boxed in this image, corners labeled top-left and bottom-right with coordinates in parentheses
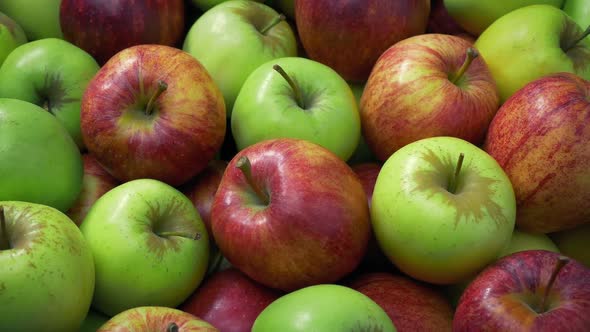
top-left (273, 64), bottom-right (305, 109)
top-left (260, 14), bottom-right (286, 35)
top-left (0, 206), bottom-right (9, 250)
top-left (167, 322), bottom-right (179, 332)
top-left (448, 153), bottom-right (465, 194)
top-left (145, 80), bottom-right (168, 116)
top-left (236, 156), bottom-right (270, 205)
top-left (539, 256), bottom-right (570, 313)
top-left (157, 230), bottom-right (201, 240)
top-left (450, 48), bottom-right (478, 84)
top-left (564, 25), bottom-right (590, 52)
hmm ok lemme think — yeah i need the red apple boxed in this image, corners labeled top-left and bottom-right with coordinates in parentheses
top-left (210, 138), bottom-right (370, 291)
top-left (81, 44), bottom-right (226, 187)
top-left (295, 0), bottom-right (430, 82)
top-left (60, 0), bottom-right (185, 64)
top-left (454, 250), bottom-right (590, 331)
top-left (97, 306), bottom-right (218, 331)
top-left (66, 153), bottom-right (119, 226)
top-left (484, 72), bottom-right (590, 233)
top-left (179, 268), bottom-right (281, 332)
top-left (360, 34), bottom-right (499, 161)
top-left (426, 0), bottom-right (469, 36)
top-left (349, 272), bottom-right (454, 331)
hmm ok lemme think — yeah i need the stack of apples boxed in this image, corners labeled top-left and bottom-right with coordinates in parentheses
top-left (0, 0), bottom-right (589, 331)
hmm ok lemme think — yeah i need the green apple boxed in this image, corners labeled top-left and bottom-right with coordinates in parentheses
top-left (444, 0), bottom-right (563, 36)
top-left (563, 0), bottom-right (590, 29)
top-left (474, 4), bottom-right (590, 102)
top-left (231, 57), bottom-right (360, 160)
top-left (183, 0), bottom-right (297, 114)
top-left (191, 0), bottom-right (264, 12)
top-left (0, 11), bottom-right (26, 66)
top-left (0, 38), bottom-right (100, 148)
top-left (0, 98), bottom-right (82, 211)
top-left (0, 201), bottom-right (95, 332)
top-left (252, 284), bottom-right (396, 331)
top-left (79, 310), bottom-right (110, 332)
top-left (347, 82), bottom-right (378, 164)
top-left (550, 223), bottom-right (590, 267)
top-left (498, 229), bottom-right (560, 258)
top-left (80, 179), bottom-right (210, 317)
top-left (371, 136), bottom-right (516, 285)
top-left (0, 0), bottom-right (62, 40)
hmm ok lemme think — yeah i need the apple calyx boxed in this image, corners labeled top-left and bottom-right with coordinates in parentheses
top-left (236, 156), bottom-right (270, 205)
top-left (273, 64), bottom-right (305, 109)
top-left (450, 48), bottom-right (478, 84)
top-left (157, 230), bottom-right (202, 241)
top-left (538, 256), bottom-right (570, 313)
top-left (260, 14), bottom-right (286, 35)
top-left (0, 206), bottom-right (10, 250)
top-left (448, 153), bottom-right (465, 194)
top-left (167, 322), bottom-right (179, 332)
top-left (563, 25), bottom-right (590, 52)
top-left (145, 80), bottom-right (168, 116)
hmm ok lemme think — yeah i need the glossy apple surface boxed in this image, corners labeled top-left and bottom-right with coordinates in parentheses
top-left (0, 11), bottom-right (26, 65)
top-left (0, 0), bottom-right (62, 40)
top-left (563, 0), bottom-right (590, 29)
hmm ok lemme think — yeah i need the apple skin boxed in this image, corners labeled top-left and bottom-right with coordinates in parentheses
top-left (179, 268), bottom-right (282, 332)
top-left (563, 0), bottom-right (590, 30)
top-left (211, 138), bottom-right (370, 291)
top-left (349, 272), bottom-right (454, 331)
top-left (191, 0), bottom-right (264, 12)
top-left (426, 0), bottom-right (469, 36)
top-left (81, 44), bottom-right (226, 187)
top-left (0, 201), bottom-right (95, 332)
top-left (295, 0), bottom-right (430, 82)
top-left (474, 4), bottom-right (590, 103)
top-left (60, 0), bottom-right (185, 65)
top-left (371, 136), bottom-right (516, 284)
top-left (0, 0), bottom-right (62, 40)
top-left (360, 33), bottom-right (499, 162)
top-left (453, 250), bottom-right (590, 331)
top-left (550, 223), bottom-right (590, 268)
top-left (0, 11), bottom-right (26, 66)
top-left (80, 179), bottom-right (210, 317)
top-left (0, 38), bottom-right (100, 148)
top-left (97, 306), bottom-right (218, 332)
top-left (484, 72), bottom-right (590, 233)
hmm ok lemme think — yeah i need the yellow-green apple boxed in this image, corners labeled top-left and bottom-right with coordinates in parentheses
top-left (296, 0), bottom-right (430, 82)
top-left (0, 0), bottom-right (62, 40)
top-left (361, 34), bottom-right (499, 161)
top-left (453, 250), bottom-right (590, 331)
top-left (484, 72), bottom-right (590, 233)
top-left (81, 44), bottom-right (226, 187)
top-left (349, 272), bottom-right (454, 331)
top-left (97, 306), bottom-right (218, 332)
top-left (80, 179), bottom-right (210, 316)
top-left (474, 4), bottom-right (590, 103)
top-left (563, 0), bottom-right (590, 30)
top-left (252, 284), bottom-right (396, 331)
top-left (66, 154), bottom-right (119, 226)
top-left (550, 223), bottom-right (590, 267)
top-left (0, 11), bottom-right (26, 66)
top-left (371, 136), bottom-right (516, 284)
top-left (179, 268), bottom-right (281, 332)
top-left (0, 201), bottom-right (95, 332)
top-left (231, 58), bottom-right (361, 161)
top-left (210, 138), bottom-right (370, 291)
top-left (60, 0), bottom-right (185, 65)
top-left (0, 98), bottom-right (82, 212)
top-left (183, 0), bottom-right (297, 113)
top-left (0, 38), bottom-right (99, 148)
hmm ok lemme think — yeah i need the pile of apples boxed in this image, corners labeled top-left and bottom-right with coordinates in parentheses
top-left (1, 0), bottom-right (589, 331)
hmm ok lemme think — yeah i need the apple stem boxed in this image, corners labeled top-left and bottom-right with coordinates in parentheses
top-left (564, 25), bottom-right (590, 52)
top-left (273, 64), bottom-right (305, 109)
top-left (540, 256), bottom-right (570, 313)
top-left (0, 207), bottom-right (10, 250)
top-left (260, 14), bottom-right (286, 35)
top-left (167, 322), bottom-right (179, 332)
top-left (448, 153), bottom-right (465, 194)
top-left (450, 48), bottom-right (478, 84)
top-left (157, 231), bottom-right (201, 240)
top-left (145, 80), bottom-right (168, 116)
top-left (236, 156), bottom-right (270, 205)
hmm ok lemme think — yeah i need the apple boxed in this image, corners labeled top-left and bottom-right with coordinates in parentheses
top-left (454, 250), bottom-right (590, 331)
top-left (484, 72), bottom-right (590, 233)
top-left (0, 11), bottom-right (26, 66)
top-left (0, 38), bottom-right (100, 148)
top-left (347, 83), bottom-right (378, 165)
top-left (0, 201), bottom-right (95, 332)
top-left (550, 223), bottom-right (590, 268)
top-left (0, 98), bottom-right (82, 212)
top-left (427, 0), bottom-right (469, 36)
top-left (360, 34), bottom-right (499, 161)
top-left (563, 0), bottom-right (590, 30)
top-left (295, 0), bottom-right (431, 82)
top-left (80, 179), bottom-right (210, 316)
top-left (180, 268), bottom-right (281, 332)
top-left (183, 0), bottom-right (297, 113)
top-left (80, 311), bottom-right (110, 332)
top-left (474, 4), bottom-right (590, 103)
top-left (191, 0), bottom-right (264, 12)
top-left (81, 44), bottom-right (226, 187)
top-left (349, 272), bottom-right (454, 331)
top-left (371, 136), bottom-right (516, 284)
top-left (211, 138), bottom-right (370, 291)
top-left (231, 58), bottom-right (361, 161)
top-left (60, 0), bottom-right (185, 65)
top-left (0, 0), bottom-right (62, 40)
top-left (97, 306), bottom-right (218, 332)
top-left (66, 154), bottom-right (119, 226)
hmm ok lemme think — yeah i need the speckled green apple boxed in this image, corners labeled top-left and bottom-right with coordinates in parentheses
top-left (0, 11), bottom-right (26, 66)
top-left (0, 0), bottom-right (62, 40)
top-left (0, 201), bottom-right (95, 332)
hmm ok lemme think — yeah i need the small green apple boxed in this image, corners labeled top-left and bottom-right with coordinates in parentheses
top-left (498, 229), bottom-right (560, 258)
top-left (563, 0), bottom-right (590, 30)
top-left (0, 0), bottom-right (62, 40)
top-left (252, 284), bottom-right (396, 331)
top-left (0, 11), bottom-right (26, 66)
top-left (550, 223), bottom-right (590, 267)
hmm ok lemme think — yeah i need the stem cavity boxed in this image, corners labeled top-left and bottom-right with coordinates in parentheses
top-left (539, 256), bottom-right (569, 313)
top-left (451, 48), bottom-right (478, 84)
top-left (448, 153), bottom-right (465, 194)
top-left (0, 207), bottom-right (10, 250)
top-left (273, 64), bottom-right (305, 109)
top-left (157, 230), bottom-right (200, 240)
top-left (145, 80), bottom-right (167, 116)
top-left (564, 25), bottom-right (590, 52)
top-left (236, 156), bottom-right (270, 205)
top-left (260, 14), bottom-right (286, 35)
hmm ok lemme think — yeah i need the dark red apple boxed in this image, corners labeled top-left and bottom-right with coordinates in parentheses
top-left (295, 0), bottom-right (430, 82)
top-left (60, 0), bottom-right (185, 64)
top-left (426, 0), bottom-right (469, 36)
top-left (179, 268), bottom-right (281, 332)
